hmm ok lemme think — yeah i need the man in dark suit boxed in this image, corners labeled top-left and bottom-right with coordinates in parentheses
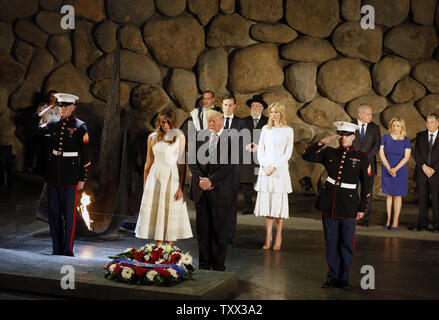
top-left (352, 104), bottom-right (381, 227)
top-left (221, 93), bottom-right (247, 246)
top-left (413, 114), bottom-right (439, 233)
top-left (189, 106), bottom-right (236, 271)
top-left (240, 94), bottom-right (269, 214)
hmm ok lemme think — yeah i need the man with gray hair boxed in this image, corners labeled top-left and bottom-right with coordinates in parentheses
top-left (413, 114), bottom-right (439, 233)
top-left (189, 106), bottom-right (237, 271)
top-left (352, 104), bottom-right (381, 227)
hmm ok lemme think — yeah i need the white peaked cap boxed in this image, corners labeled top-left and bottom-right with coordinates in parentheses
top-left (333, 121), bottom-right (359, 133)
top-left (54, 93), bottom-right (79, 104)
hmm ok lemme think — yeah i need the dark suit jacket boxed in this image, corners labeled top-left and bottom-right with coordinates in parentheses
top-left (225, 115), bottom-right (246, 187)
top-left (189, 129), bottom-right (236, 206)
top-left (241, 115), bottom-right (269, 183)
top-left (414, 130), bottom-right (439, 184)
top-left (352, 120), bottom-right (381, 175)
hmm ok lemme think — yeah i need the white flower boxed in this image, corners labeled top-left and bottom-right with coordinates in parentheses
top-left (121, 267), bottom-right (134, 280)
top-left (180, 253), bottom-right (193, 265)
top-left (156, 259), bottom-right (164, 264)
top-left (144, 254), bottom-right (151, 261)
top-left (109, 264), bottom-right (116, 273)
top-left (163, 244), bottom-right (173, 254)
top-left (146, 270), bottom-right (158, 281)
top-left (124, 247), bottom-right (133, 253)
top-left (168, 268), bottom-right (179, 279)
top-left (144, 244), bottom-right (154, 253)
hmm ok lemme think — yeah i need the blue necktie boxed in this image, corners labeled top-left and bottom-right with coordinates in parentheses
top-left (360, 124), bottom-right (365, 140)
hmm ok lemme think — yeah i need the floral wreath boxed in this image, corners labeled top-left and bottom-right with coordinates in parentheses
top-left (104, 243), bottom-right (196, 286)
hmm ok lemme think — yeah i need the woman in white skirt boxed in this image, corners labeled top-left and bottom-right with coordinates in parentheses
top-left (254, 102), bottom-right (294, 251)
top-left (135, 108), bottom-right (193, 246)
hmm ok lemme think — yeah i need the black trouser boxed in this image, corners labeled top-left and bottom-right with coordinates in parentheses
top-left (417, 182), bottom-right (439, 228)
top-left (227, 169), bottom-right (240, 243)
top-left (196, 192), bottom-right (231, 271)
top-left (240, 183), bottom-right (256, 211)
top-left (48, 185), bottom-right (77, 256)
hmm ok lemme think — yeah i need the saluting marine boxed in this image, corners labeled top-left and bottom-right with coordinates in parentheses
top-left (302, 121), bottom-right (372, 290)
top-left (33, 93), bottom-right (90, 257)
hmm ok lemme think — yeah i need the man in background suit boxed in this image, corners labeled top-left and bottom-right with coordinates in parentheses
top-left (240, 94), bottom-right (269, 214)
top-left (221, 93), bottom-right (246, 246)
top-left (352, 104), bottom-right (381, 227)
top-left (413, 114), bottom-right (439, 233)
top-left (189, 91), bottom-right (217, 131)
top-left (189, 106), bottom-right (236, 271)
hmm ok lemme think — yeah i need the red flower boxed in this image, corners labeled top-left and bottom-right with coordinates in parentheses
top-left (158, 269), bottom-right (171, 278)
top-left (133, 251), bottom-right (144, 262)
top-left (114, 264), bottom-right (122, 274)
top-left (135, 267), bottom-right (147, 277)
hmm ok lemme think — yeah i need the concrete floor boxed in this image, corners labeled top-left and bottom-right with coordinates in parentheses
top-left (1, 177), bottom-right (439, 300)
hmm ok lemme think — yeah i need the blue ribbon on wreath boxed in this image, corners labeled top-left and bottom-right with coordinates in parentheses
top-left (112, 258), bottom-right (186, 276)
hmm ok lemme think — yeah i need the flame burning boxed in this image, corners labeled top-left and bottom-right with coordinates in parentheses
top-left (79, 193), bottom-right (93, 231)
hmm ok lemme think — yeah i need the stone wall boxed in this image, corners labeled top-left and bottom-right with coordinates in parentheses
top-left (1, 0), bottom-right (439, 201)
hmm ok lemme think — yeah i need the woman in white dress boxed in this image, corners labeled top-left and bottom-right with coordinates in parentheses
top-left (135, 108), bottom-right (193, 246)
top-left (254, 102), bottom-right (294, 251)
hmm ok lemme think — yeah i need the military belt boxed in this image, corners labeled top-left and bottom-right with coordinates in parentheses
top-left (52, 150), bottom-right (78, 157)
top-left (326, 177), bottom-right (357, 189)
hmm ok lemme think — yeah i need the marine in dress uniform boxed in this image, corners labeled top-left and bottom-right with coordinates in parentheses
top-left (33, 93), bottom-right (90, 256)
top-left (302, 121), bottom-right (372, 290)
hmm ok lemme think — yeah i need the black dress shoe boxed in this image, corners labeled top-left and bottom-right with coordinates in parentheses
top-left (199, 263), bottom-right (211, 270)
top-left (338, 280), bottom-right (351, 291)
top-left (212, 264), bottom-right (225, 272)
top-left (416, 225), bottom-right (428, 232)
top-left (321, 277), bottom-right (338, 288)
top-left (357, 219), bottom-right (369, 227)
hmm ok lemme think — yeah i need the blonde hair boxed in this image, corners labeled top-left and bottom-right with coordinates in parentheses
top-left (267, 102), bottom-right (288, 129)
top-left (205, 109), bottom-right (224, 119)
top-left (388, 117), bottom-right (407, 140)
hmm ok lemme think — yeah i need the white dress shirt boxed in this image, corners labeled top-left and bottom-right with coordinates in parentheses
top-left (358, 120), bottom-right (368, 135)
top-left (428, 129), bottom-right (438, 145)
top-left (224, 114), bottom-right (234, 130)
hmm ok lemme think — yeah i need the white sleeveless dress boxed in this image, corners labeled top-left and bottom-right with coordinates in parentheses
top-left (135, 132), bottom-right (193, 241)
top-left (254, 126), bottom-right (294, 219)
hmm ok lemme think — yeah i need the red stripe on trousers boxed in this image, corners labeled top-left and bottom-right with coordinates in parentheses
top-left (348, 220), bottom-right (358, 282)
top-left (70, 186), bottom-right (77, 252)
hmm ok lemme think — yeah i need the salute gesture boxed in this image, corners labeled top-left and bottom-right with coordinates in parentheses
top-left (318, 134), bottom-right (339, 146)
